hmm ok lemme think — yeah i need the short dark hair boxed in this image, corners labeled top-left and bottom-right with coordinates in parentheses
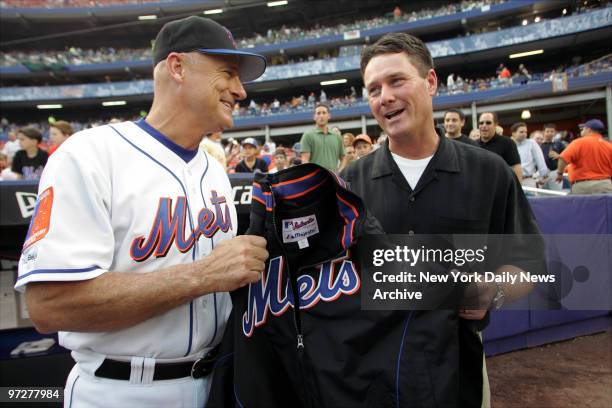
top-left (273, 147), bottom-right (286, 158)
top-left (444, 109), bottom-right (465, 121)
top-left (315, 103), bottom-right (330, 113)
top-left (479, 111), bottom-right (498, 125)
top-left (511, 122), bottom-right (527, 133)
top-left (543, 123), bottom-right (556, 130)
top-left (19, 126), bottom-right (42, 143)
top-left (360, 32), bottom-right (434, 78)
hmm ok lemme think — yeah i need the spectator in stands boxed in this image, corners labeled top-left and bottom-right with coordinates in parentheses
top-left (478, 112), bottom-right (522, 180)
top-left (249, 99), bottom-right (258, 115)
top-left (529, 130), bottom-right (544, 145)
top-left (352, 133), bottom-right (373, 158)
top-left (260, 142), bottom-right (276, 170)
top-left (393, 5), bottom-right (402, 21)
top-left (540, 123), bottom-right (565, 190)
top-left (342, 145), bottom-right (357, 169)
top-left (443, 109), bottom-right (477, 145)
top-left (497, 63), bottom-right (511, 82)
top-left (11, 126), bottom-right (48, 180)
top-left (469, 128), bottom-right (480, 141)
top-left (200, 132), bottom-right (227, 169)
top-left (446, 73), bottom-right (455, 93)
top-left (1, 130), bottom-right (20, 164)
top-left (300, 103), bottom-right (346, 171)
top-left (234, 137), bottom-right (268, 173)
top-left (320, 89), bottom-right (327, 103)
top-left (510, 122), bottom-right (549, 188)
top-left (225, 139), bottom-right (242, 172)
top-left (556, 119), bottom-right (612, 194)
top-left (269, 147), bottom-right (288, 173)
top-left (517, 63), bottom-right (532, 84)
top-left (342, 132), bottom-right (355, 148)
top-left (0, 152), bottom-right (17, 180)
top-left (48, 120), bottom-right (74, 155)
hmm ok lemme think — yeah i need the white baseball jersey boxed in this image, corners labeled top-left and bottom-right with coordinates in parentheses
top-left (15, 120), bottom-right (235, 361)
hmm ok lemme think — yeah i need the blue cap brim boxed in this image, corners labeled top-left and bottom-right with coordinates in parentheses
top-left (196, 48), bottom-right (266, 82)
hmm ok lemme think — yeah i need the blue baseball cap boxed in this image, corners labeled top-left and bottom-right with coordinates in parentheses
top-left (152, 16), bottom-right (266, 82)
top-left (241, 137), bottom-right (259, 147)
top-left (578, 119), bottom-right (605, 133)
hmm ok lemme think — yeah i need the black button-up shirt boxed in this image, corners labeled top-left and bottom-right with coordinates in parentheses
top-left (340, 132), bottom-right (541, 407)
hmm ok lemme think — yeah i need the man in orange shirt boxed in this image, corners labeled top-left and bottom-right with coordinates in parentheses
top-left (556, 119), bottom-right (612, 194)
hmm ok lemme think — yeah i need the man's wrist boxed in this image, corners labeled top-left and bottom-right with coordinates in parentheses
top-left (490, 282), bottom-right (505, 310)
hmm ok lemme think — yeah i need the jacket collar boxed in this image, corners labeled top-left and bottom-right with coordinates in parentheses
top-left (371, 129), bottom-right (460, 179)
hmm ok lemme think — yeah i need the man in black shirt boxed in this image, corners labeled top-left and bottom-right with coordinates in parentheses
top-left (478, 111), bottom-right (522, 180)
top-left (540, 123), bottom-right (565, 190)
top-left (11, 126), bottom-right (48, 180)
top-left (234, 137), bottom-right (269, 173)
top-left (444, 109), bottom-right (477, 145)
top-left (341, 32), bottom-right (542, 407)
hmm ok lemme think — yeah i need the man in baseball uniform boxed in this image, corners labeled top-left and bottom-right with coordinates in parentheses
top-left (15, 16), bottom-right (268, 408)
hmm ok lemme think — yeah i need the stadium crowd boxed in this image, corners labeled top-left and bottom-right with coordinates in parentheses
top-left (1, 0), bottom-right (509, 68)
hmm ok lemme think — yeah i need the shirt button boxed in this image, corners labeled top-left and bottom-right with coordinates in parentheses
top-left (409, 230), bottom-right (415, 235)
top-left (409, 196), bottom-right (415, 202)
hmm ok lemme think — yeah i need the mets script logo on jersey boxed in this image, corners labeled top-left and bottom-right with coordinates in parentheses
top-left (130, 191), bottom-right (232, 262)
top-left (242, 252), bottom-right (360, 337)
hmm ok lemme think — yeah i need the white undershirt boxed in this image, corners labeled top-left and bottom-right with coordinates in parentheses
top-left (391, 152), bottom-right (434, 190)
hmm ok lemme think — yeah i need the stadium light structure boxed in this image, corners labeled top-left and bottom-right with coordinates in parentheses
top-left (521, 110), bottom-right (531, 120)
top-left (102, 101), bottom-right (127, 107)
top-left (268, 1), bottom-right (288, 6)
top-left (320, 79), bottom-right (347, 86)
top-left (522, 19), bottom-right (528, 26)
top-left (138, 15), bottom-right (157, 20)
top-left (37, 104), bottom-right (62, 109)
top-left (509, 49), bottom-right (543, 59)
top-left (534, 16), bottom-right (541, 23)
top-left (204, 9), bottom-right (223, 15)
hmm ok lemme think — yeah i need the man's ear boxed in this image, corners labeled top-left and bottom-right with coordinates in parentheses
top-left (165, 52), bottom-right (186, 82)
top-left (426, 69), bottom-right (438, 95)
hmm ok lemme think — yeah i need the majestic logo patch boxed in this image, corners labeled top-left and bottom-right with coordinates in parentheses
top-left (242, 252), bottom-right (360, 337)
top-left (23, 187), bottom-right (53, 249)
top-left (130, 191), bottom-right (232, 262)
top-left (282, 215), bottom-right (319, 243)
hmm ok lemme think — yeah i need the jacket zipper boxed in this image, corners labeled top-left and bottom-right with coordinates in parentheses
top-left (263, 180), bottom-right (304, 351)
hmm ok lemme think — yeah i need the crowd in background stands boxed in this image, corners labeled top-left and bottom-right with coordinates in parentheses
top-left (234, 0), bottom-right (504, 48)
top-left (0, 53), bottom-right (609, 150)
top-left (0, 112), bottom-right (593, 182)
top-left (0, 0), bottom-right (170, 8)
top-left (233, 55), bottom-right (612, 118)
top-left (0, 0), bottom-right (508, 68)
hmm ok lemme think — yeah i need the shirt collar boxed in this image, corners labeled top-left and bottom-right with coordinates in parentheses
top-left (371, 128), bottom-right (459, 179)
top-left (134, 118), bottom-right (199, 163)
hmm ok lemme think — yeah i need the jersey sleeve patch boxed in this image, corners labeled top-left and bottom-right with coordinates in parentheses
top-left (23, 186), bottom-right (54, 249)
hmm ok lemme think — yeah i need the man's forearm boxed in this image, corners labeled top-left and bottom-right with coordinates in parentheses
top-left (25, 262), bottom-right (212, 333)
top-left (25, 235), bottom-right (268, 334)
top-left (495, 264), bottom-right (535, 304)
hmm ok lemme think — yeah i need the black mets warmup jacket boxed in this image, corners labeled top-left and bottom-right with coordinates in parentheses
top-left (207, 163), bottom-right (457, 408)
